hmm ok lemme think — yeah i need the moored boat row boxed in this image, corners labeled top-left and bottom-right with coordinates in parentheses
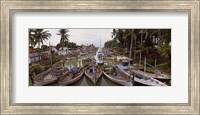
top-left (32, 47), bottom-right (169, 86)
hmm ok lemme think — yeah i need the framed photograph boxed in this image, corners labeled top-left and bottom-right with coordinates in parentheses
top-left (0, 0), bottom-right (199, 114)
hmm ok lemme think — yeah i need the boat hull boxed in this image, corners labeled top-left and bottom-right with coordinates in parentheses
top-left (58, 70), bottom-right (84, 86)
top-left (85, 66), bottom-right (102, 85)
top-left (117, 65), bottom-right (167, 86)
top-left (103, 71), bottom-right (132, 86)
top-left (34, 78), bottom-right (58, 86)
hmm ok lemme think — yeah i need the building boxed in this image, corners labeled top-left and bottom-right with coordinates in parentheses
top-left (29, 48), bottom-right (41, 64)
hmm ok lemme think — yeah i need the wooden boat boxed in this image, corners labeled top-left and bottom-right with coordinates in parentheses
top-left (103, 66), bottom-right (133, 86)
top-left (135, 68), bottom-right (171, 84)
top-left (85, 64), bottom-right (103, 85)
top-left (58, 67), bottom-right (84, 86)
top-left (33, 69), bottom-right (58, 86)
top-left (82, 57), bottom-right (93, 67)
top-left (117, 64), bottom-right (167, 86)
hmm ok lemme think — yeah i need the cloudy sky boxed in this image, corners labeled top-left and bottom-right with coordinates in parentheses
top-left (43, 29), bottom-right (113, 48)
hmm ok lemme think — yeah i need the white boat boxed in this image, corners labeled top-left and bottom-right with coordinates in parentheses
top-left (135, 68), bottom-right (171, 82)
top-left (95, 48), bottom-right (104, 65)
top-left (103, 67), bottom-right (133, 86)
top-left (117, 60), bottom-right (167, 86)
top-left (138, 61), bottom-right (171, 81)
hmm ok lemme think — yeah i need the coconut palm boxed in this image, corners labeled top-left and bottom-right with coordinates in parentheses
top-left (57, 29), bottom-right (70, 43)
top-left (31, 29), bottom-right (51, 62)
top-left (34, 29), bottom-right (51, 48)
top-left (108, 29), bottom-right (171, 65)
top-left (29, 29), bottom-right (36, 47)
top-left (111, 29), bottom-right (125, 47)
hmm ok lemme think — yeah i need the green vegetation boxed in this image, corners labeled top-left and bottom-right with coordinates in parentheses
top-left (29, 29), bottom-right (51, 48)
top-left (30, 54), bottom-right (63, 75)
top-left (29, 77), bottom-right (33, 86)
top-left (71, 60), bottom-right (78, 67)
top-left (104, 29), bottom-right (171, 70)
top-left (156, 63), bottom-right (171, 74)
top-left (57, 29), bottom-right (70, 43)
top-left (64, 41), bottom-right (78, 49)
top-left (52, 55), bottom-right (62, 64)
top-left (33, 65), bottom-right (44, 74)
top-left (41, 45), bottom-right (48, 51)
top-left (44, 65), bottom-right (51, 71)
top-left (41, 54), bottom-right (49, 60)
top-left (57, 29), bottom-right (79, 49)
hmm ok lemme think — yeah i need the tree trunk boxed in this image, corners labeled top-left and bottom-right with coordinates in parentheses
top-left (129, 30), bottom-right (134, 66)
top-left (139, 52), bottom-right (141, 66)
top-left (38, 41), bottom-right (41, 61)
top-left (144, 57), bottom-right (146, 73)
top-left (139, 31), bottom-right (143, 66)
top-left (133, 33), bottom-right (137, 63)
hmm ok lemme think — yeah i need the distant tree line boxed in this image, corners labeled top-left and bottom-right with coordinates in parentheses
top-left (104, 29), bottom-right (171, 67)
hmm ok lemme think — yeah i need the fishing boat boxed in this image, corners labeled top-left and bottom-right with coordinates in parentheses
top-left (95, 48), bottom-right (104, 65)
top-left (82, 56), bottom-right (94, 67)
top-left (85, 64), bottom-right (103, 85)
top-left (117, 60), bottom-right (167, 86)
top-left (103, 66), bottom-right (133, 86)
top-left (33, 69), bottom-right (58, 86)
top-left (135, 67), bottom-right (171, 84)
top-left (58, 67), bottom-right (84, 86)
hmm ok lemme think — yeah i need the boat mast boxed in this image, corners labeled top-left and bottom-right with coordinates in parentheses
top-left (100, 36), bottom-right (101, 48)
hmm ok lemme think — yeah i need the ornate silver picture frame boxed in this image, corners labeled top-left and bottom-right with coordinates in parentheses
top-left (0, 0), bottom-right (199, 114)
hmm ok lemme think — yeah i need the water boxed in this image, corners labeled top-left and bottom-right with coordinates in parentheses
top-left (47, 75), bottom-right (121, 86)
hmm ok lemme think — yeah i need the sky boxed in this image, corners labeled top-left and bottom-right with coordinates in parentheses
top-left (42, 29), bottom-right (113, 48)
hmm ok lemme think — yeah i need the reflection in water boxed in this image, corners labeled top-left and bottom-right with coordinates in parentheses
top-left (69, 75), bottom-right (121, 86)
top-left (69, 75), bottom-right (94, 86)
top-left (96, 75), bottom-right (121, 86)
top-left (47, 75), bottom-right (122, 86)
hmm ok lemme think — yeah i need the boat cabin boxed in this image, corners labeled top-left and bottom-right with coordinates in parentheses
top-left (98, 53), bottom-right (103, 61)
top-left (72, 68), bottom-right (79, 74)
top-left (120, 60), bottom-right (129, 67)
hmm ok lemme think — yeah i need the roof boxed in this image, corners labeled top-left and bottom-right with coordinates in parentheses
top-left (29, 48), bottom-right (40, 53)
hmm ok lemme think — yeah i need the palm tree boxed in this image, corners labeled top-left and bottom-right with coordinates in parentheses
top-left (34, 29), bottom-right (51, 48)
top-left (57, 29), bottom-right (70, 44)
top-left (32, 29), bottom-right (51, 61)
top-left (29, 29), bottom-right (36, 47)
top-left (111, 29), bottom-right (126, 47)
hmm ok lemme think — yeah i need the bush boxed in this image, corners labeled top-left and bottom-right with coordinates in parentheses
top-left (41, 45), bottom-right (48, 51)
top-left (40, 60), bottom-right (51, 66)
top-left (34, 65), bottom-right (44, 74)
top-left (52, 57), bottom-right (61, 64)
top-left (41, 54), bottom-right (49, 60)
